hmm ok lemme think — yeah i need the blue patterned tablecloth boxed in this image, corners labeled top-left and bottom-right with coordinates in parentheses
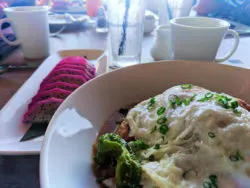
top-left (0, 155), bottom-right (40, 188)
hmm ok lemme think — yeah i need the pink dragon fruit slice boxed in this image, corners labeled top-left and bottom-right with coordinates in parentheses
top-left (43, 68), bottom-right (94, 84)
top-left (58, 56), bottom-right (88, 65)
top-left (28, 88), bottom-right (71, 109)
top-left (55, 64), bottom-right (96, 75)
top-left (23, 98), bottom-right (63, 124)
top-left (55, 60), bottom-right (96, 74)
top-left (38, 81), bottom-right (79, 93)
top-left (57, 56), bottom-right (95, 71)
top-left (40, 74), bottom-right (89, 88)
top-left (23, 56), bottom-right (97, 125)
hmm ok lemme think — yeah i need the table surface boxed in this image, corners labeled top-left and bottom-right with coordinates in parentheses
top-left (0, 26), bottom-right (250, 187)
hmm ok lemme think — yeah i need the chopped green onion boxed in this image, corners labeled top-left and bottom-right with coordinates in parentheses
top-left (216, 96), bottom-right (230, 109)
top-left (198, 98), bottom-right (208, 102)
top-left (169, 99), bottom-right (176, 108)
top-left (199, 92), bottom-right (214, 102)
top-left (236, 151), bottom-right (244, 160)
top-left (209, 175), bottom-right (217, 184)
top-left (149, 97), bottom-right (156, 104)
top-left (225, 96), bottom-right (232, 101)
top-left (175, 97), bottom-right (183, 106)
top-left (190, 94), bottom-right (197, 101)
top-left (216, 94), bottom-right (232, 102)
top-left (230, 151), bottom-right (244, 162)
top-left (205, 92), bottom-right (214, 99)
top-left (147, 103), bottom-right (154, 110)
top-left (170, 94), bottom-right (196, 108)
top-left (130, 140), bottom-right (149, 150)
top-left (216, 95), bottom-right (233, 109)
top-left (183, 98), bottom-right (191, 106)
top-left (150, 126), bottom-right (157, 134)
top-left (147, 97), bottom-right (156, 110)
top-left (181, 84), bottom-right (192, 90)
top-left (157, 107), bottom-right (166, 116)
top-left (158, 124), bottom-right (169, 135)
top-left (148, 155), bottom-right (155, 161)
top-left (215, 95), bottom-right (242, 114)
top-left (183, 94), bottom-right (197, 105)
top-left (209, 175), bottom-right (218, 188)
top-left (233, 109), bottom-right (242, 115)
top-left (230, 100), bottom-right (238, 109)
top-left (203, 182), bottom-right (212, 188)
top-left (154, 144), bottom-right (160, 150)
top-left (229, 155), bottom-right (239, 162)
top-left (203, 175), bottom-right (218, 188)
top-left (170, 95), bottom-right (182, 107)
top-left (208, 132), bottom-right (216, 138)
top-left (157, 117), bottom-right (167, 124)
top-left (96, 177), bottom-right (106, 184)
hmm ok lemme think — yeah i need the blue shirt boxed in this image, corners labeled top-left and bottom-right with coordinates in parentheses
top-left (209, 0), bottom-right (250, 25)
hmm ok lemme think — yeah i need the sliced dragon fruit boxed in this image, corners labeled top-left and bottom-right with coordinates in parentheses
top-left (58, 56), bottom-right (88, 65)
top-left (57, 57), bottom-right (88, 67)
top-left (23, 56), bottom-right (96, 125)
top-left (39, 81), bottom-right (79, 92)
top-left (56, 62), bottom-right (95, 74)
top-left (55, 64), bottom-right (96, 75)
top-left (28, 88), bottom-right (71, 109)
top-left (40, 74), bottom-right (89, 88)
top-left (23, 98), bottom-right (63, 124)
top-left (43, 68), bottom-right (94, 84)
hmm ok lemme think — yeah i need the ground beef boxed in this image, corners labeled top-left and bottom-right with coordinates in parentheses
top-left (115, 119), bottom-right (130, 139)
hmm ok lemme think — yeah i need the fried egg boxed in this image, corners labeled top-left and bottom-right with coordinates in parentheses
top-left (126, 85), bottom-right (250, 188)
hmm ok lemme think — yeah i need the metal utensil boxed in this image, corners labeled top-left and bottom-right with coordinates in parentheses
top-left (64, 13), bottom-right (77, 23)
top-left (0, 63), bottom-right (40, 75)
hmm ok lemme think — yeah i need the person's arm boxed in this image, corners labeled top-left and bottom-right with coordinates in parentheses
top-left (194, 0), bottom-right (250, 25)
top-left (193, 0), bottom-right (225, 15)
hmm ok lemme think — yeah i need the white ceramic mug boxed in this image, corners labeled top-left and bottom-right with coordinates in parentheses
top-left (0, 6), bottom-right (50, 59)
top-left (170, 17), bottom-right (239, 62)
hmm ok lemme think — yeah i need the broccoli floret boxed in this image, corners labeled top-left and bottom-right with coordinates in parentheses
top-left (116, 151), bottom-right (141, 188)
top-left (94, 133), bottom-right (142, 187)
top-left (94, 133), bottom-right (127, 166)
top-left (129, 140), bottom-right (149, 151)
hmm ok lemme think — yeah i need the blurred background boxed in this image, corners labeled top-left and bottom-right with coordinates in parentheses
top-left (0, 0), bottom-right (249, 63)
top-left (0, 0), bottom-right (249, 26)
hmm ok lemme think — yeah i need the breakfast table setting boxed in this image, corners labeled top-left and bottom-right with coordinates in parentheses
top-left (1, 0), bottom-right (250, 188)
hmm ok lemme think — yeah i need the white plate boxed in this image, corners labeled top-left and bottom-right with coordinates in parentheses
top-left (51, 7), bottom-right (86, 14)
top-left (49, 14), bottom-right (88, 26)
top-left (40, 61), bottom-right (250, 188)
top-left (0, 49), bottom-right (107, 155)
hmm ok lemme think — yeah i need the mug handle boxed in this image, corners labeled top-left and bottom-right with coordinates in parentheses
top-left (215, 29), bottom-right (239, 63)
top-left (0, 18), bottom-right (21, 46)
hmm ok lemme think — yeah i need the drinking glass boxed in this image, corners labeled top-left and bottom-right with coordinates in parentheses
top-left (167, 0), bottom-right (194, 18)
top-left (107, 0), bottom-right (145, 68)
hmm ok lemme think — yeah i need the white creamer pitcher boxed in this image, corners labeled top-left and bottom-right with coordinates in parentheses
top-left (151, 24), bottom-right (172, 61)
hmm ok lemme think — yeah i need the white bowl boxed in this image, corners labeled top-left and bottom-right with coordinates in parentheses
top-left (40, 61), bottom-right (250, 188)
